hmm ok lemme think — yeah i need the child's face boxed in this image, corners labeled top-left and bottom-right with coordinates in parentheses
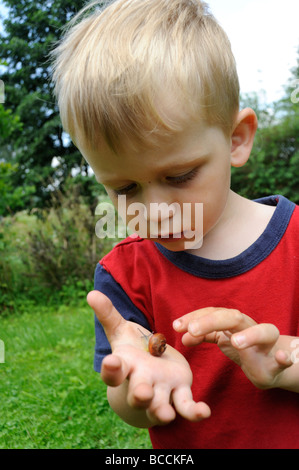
top-left (77, 121), bottom-right (233, 252)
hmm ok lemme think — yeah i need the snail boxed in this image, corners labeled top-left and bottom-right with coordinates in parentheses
top-left (138, 328), bottom-right (167, 357)
top-left (148, 333), bottom-right (167, 357)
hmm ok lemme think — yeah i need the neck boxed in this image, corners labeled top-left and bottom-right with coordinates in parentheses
top-left (187, 191), bottom-right (276, 260)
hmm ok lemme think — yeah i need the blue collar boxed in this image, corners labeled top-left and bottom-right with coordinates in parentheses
top-left (155, 195), bottom-right (296, 279)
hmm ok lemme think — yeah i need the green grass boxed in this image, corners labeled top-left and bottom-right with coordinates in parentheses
top-left (0, 303), bottom-right (152, 449)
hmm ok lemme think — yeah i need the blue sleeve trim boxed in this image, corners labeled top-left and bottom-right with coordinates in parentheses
top-left (93, 263), bottom-right (151, 372)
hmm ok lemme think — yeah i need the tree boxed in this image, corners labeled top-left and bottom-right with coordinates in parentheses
top-left (231, 48), bottom-right (299, 204)
top-left (0, 101), bottom-right (31, 215)
top-left (0, 0), bottom-right (104, 214)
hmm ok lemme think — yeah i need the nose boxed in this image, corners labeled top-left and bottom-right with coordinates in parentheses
top-left (140, 186), bottom-right (183, 238)
top-left (141, 186), bottom-right (176, 223)
top-left (124, 185), bottom-right (182, 239)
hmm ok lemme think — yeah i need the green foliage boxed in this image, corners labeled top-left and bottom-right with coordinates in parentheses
top-left (0, 184), bottom-right (115, 313)
top-left (0, 304), bottom-right (151, 448)
top-left (0, 104), bottom-right (22, 140)
top-left (232, 53), bottom-right (299, 204)
top-left (0, 162), bottom-right (36, 215)
top-left (231, 113), bottom-right (299, 203)
top-left (0, 0), bottom-right (98, 213)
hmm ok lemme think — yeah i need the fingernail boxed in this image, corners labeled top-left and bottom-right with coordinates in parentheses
top-left (173, 319), bottom-right (182, 330)
top-left (189, 322), bottom-right (200, 336)
top-left (233, 334), bottom-right (246, 348)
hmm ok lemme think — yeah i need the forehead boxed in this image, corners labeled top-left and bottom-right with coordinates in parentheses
top-left (77, 121), bottom-right (227, 183)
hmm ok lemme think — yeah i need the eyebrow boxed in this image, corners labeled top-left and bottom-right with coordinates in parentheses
top-left (99, 154), bottom-right (209, 185)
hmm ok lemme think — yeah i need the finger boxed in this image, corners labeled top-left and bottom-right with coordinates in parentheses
top-left (275, 349), bottom-right (294, 368)
top-left (181, 332), bottom-right (205, 347)
top-left (173, 308), bottom-right (216, 333)
top-left (101, 354), bottom-right (130, 386)
top-left (146, 384), bottom-right (176, 424)
top-left (87, 290), bottom-right (126, 341)
top-left (172, 386), bottom-right (211, 422)
top-left (187, 308), bottom-right (255, 337)
top-left (231, 323), bottom-right (280, 350)
top-left (173, 307), bottom-right (254, 337)
top-left (128, 378), bottom-right (154, 409)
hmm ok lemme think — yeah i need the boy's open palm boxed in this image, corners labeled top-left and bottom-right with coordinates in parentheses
top-left (87, 291), bottom-right (211, 427)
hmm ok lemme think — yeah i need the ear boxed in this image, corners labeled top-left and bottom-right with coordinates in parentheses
top-left (230, 108), bottom-right (258, 168)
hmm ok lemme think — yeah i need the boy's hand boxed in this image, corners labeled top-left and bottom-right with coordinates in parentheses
top-left (173, 307), bottom-right (294, 390)
top-left (87, 290), bottom-right (211, 427)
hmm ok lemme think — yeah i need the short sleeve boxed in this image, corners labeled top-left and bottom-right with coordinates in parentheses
top-left (93, 262), bottom-right (151, 372)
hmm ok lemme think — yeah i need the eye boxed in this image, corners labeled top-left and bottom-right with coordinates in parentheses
top-left (113, 183), bottom-right (137, 196)
top-left (166, 168), bottom-right (198, 185)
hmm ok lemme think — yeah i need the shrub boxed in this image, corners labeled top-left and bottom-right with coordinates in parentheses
top-left (0, 186), bottom-right (115, 313)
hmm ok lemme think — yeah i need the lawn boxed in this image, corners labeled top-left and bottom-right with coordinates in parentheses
top-left (0, 302), bottom-right (151, 449)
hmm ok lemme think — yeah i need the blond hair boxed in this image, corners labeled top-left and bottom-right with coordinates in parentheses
top-left (51, 0), bottom-right (240, 152)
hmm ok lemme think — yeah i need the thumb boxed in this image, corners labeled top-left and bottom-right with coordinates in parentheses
top-left (87, 290), bottom-right (125, 342)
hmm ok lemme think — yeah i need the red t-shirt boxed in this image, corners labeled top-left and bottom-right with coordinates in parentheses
top-left (94, 196), bottom-right (299, 449)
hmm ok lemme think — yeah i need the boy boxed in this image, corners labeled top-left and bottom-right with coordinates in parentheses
top-left (51, 0), bottom-right (299, 449)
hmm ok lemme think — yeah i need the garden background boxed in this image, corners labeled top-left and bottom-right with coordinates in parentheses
top-left (0, 0), bottom-right (298, 449)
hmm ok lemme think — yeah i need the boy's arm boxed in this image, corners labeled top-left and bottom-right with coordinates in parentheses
top-left (87, 291), bottom-right (211, 428)
top-left (173, 307), bottom-right (299, 393)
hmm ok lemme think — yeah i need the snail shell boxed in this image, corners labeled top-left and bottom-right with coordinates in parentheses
top-left (148, 333), bottom-right (167, 357)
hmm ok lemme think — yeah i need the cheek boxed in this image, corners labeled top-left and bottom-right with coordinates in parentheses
top-left (194, 162), bottom-right (231, 231)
